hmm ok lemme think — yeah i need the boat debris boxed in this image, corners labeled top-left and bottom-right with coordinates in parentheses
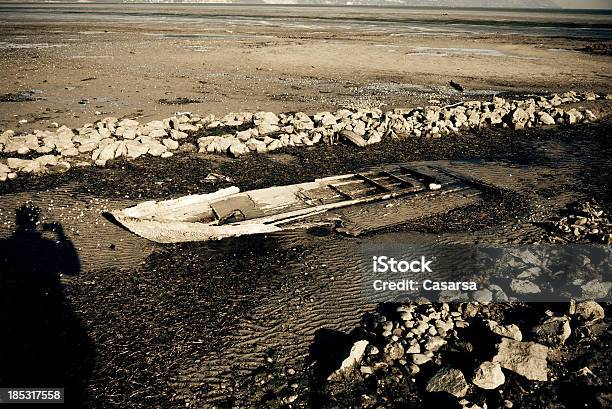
top-left (108, 162), bottom-right (485, 243)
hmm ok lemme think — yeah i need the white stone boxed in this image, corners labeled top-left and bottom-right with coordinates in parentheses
top-left (328, 340), bottom-right (369, 381)
top-left (493, 338), bottom-right (548, 381)
top-left (472, 361), bottom-right (505, 390)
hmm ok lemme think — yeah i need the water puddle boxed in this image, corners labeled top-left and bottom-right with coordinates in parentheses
top-left (409, 47), bottom-right (508, 57)
top-left (0, 41), bottom-right (67, 49)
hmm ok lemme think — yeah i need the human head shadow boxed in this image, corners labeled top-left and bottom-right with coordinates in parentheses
top-left (0, 204), bottom-right (94, 407)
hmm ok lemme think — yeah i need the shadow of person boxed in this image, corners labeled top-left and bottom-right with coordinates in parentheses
top-left (0, 204), bottom-right (94, 407)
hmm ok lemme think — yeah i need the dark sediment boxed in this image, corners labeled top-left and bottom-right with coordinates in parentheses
top-left (0, 120), bottom-right (610, 408)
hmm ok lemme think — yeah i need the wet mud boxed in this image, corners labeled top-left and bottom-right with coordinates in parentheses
top-left (0, 120), bottom-right (610, 407)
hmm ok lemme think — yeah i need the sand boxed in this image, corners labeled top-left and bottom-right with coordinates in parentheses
top-left (0, 4), bottom-right (611, 133)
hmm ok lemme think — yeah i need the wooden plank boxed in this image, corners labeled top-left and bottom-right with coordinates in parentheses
top-left (328, 183), bottom-right (355, 200)
top-left (355, 173), bottom-right (391, 192)
top-left (382, 171), bottom-right (417, 188)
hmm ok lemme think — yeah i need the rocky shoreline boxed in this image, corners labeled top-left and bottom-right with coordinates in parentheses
top-left (1, 91), bottom-right (610, 183)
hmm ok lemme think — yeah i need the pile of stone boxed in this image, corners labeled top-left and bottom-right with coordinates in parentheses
top-left (547, 201), bottom-right (611, 245)
top-left (322, 300), bottom-right (605, 408)
top-left (0, 91), bottom-right (608, 182)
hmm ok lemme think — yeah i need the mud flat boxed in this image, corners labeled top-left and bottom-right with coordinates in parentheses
top-left (1, 4), bottom-right (611, 409)
top-left (1, 116), bottom-right (610, 407)
top-left (1, 4), bottom-right (612, 132)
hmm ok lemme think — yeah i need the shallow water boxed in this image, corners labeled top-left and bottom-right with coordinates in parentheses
top-left (1, 4), bottom-right (611, 39)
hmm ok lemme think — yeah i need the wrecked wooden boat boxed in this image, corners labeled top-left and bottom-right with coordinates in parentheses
top-left (109, 162), bottom-right (485, 243)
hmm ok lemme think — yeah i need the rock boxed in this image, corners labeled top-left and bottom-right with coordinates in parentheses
top-left (353, 120), bottom-right (366, 136)
top-left (366, 131), bottom-right (382, 145)
top-left (424, 336), bottom-right (446, 352)
top-left (539, 112), bottom-right (556, 125)
top-left (254, 111), bottom-right (280, 125)
top-left (149, 129), bottom-right (167, 139)
top-left (339, 130), bottom-right (367, 147)
top-left (531, 316), bottom-right (571, 347)
top-left (118, 118), bottom-right (139, 128)
top-left (472, 289), bottom-right (493, 303)
top-left (170, 129), bottom-right (188, 140)
top-left (493, 338), bottom-right (548, 381)
top-left (315, 112), bottom-right (337, 127)
top-left (4, 136), bottom-right (31, 154)
top-left (161, 151), bottom-right (173, 158)
top-left (163, 138), bottom-right (179, 150)
top-left (328, 340), bottom-right (369, 381)
top-left (177, 123), bottom-right (198, 132)
top-left (98, 142), bottom-right (118, 162)
top-left (228, 142), bottom-right (249, 157)
top-left (126, 141), bottom-right (149, 159)
top-left (564, 109), bottom-right (582, 125)
top-left (510, 107), bottom-right (530, 130)
top-left (574, 301), bottom-right (604, 323)
top-left (257, 123), bottom-right (280, 135)
top-left (405, 343), bottom-right (421, 354)
top-left (60, 147), bottom-right (79, 157)
top-left (584, 110), bottom-right (597, 122)
top-left (581, 280), bottom-right (611, 299)
top-left (472, 361), bottom-right (505, 390)
top-left (412, 353), bottom-right (431, 365)
top-left (178, 142), bottom-right (196, 153)
top-left (267, 139), bottom-right (283, 151)
top-left (236, 128), bottom-right (258, 141)
top-left (426, 368), bottom-right (469, 398)
top-left (384, 342), bottom-right (405, 362)
top-left (485, 320), bottom-right (522, 341)
top-left (147, 142), bottom-right (167, 157)
top-left (146, 120), bottom-right (164, 130)
top-left (122, 128), bottom-right (137, 140)
top-left (9, 158), bottom-right (42, 173)
top-left (510, 279), bottom-right (540, 295)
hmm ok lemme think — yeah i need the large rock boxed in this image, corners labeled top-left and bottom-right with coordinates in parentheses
top-left (531, 316), bottom-right (571, 347)
top-left (257, 123), bottom-right (280, 135)
top-left (472, 361), bottom-right (505, 390)
top-left (538, 112), bottom-right (556, 125)
top-left (426, 368), bottom-right (469, 397)
top-left (328, 340), bottom-right (369, 381)
top-left (228, 142), bottom-right (249, 157)
top-left (315, 112), bottom-right (337, 127)
top-left (254, 111), bottom-right (280, 125)
top-left (126, 141), bottom-right (149, 159)
top-left (574, 301), bottom-right (604, 323)
top-left (510, 279), bottom-right (540, 295)
top-left (339, 130), bottom-right (367, 147)
top-left (98, 142), bottom-right (118, 162)
top-left (493, 338), bottom-right (548, 381)
top-left (147, 142), bottom-right (168, 157)
top-left (163, 138), bottom-right (179, 150)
